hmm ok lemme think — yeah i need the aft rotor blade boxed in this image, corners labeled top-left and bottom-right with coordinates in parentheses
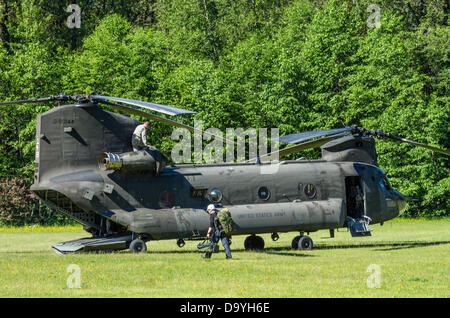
top-left (277, 127), bottom-right (352, 144)
top-left (102, 101), bottom-right (232, 144)
top-left (0, 95), bottom-right (66, 105)
top-left (91, 94), bottom-right (196, 116)
top-left (250, 132), bottom-right (350, 162)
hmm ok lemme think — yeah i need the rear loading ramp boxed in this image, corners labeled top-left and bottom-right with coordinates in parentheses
top-left (52, 234), bottom-right (133, 254)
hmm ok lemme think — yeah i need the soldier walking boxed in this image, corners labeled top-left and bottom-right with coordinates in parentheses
top-left (203, 204), bottom-right (232, 259)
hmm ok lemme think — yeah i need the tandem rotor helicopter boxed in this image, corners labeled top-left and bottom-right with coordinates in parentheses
top-left (1, 93), bottom-right (449, 254)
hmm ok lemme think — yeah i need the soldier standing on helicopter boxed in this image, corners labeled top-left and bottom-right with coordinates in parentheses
top-left (131, 121), bottom-right (151, 151)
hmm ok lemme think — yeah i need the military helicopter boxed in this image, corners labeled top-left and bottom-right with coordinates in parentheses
top-left (1, 93), bottom-right (449, 254)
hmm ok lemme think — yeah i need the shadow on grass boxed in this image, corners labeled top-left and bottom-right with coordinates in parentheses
top-left (6, 240), bottom-right (447, 256)
top-left (312, 240), bottom-right (450, 251)
top-left (75, 240), bottom-right (450, 255)
top-left (372, 241), bottom-right (450, 251)
top-left (123, 240), bottom-right (450, 256)
top-left (264, 250), bottom-right (316, 257)
top-left (144, 246), bottom-right (316, 258)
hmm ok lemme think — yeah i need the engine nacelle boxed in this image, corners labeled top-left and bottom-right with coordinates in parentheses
top-left (98, 149), bottom-right (167, 175)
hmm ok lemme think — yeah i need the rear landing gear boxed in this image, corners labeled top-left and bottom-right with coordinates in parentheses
top-left (244, 235), bottom-right (265, 250)
top-left (291, 234), bottom-right (313, 250)
top-left (129, 239), bottom-right (147, 253)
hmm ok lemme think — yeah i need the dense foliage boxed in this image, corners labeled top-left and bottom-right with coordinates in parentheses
top-left (0, 0), bottom-right (448, 224)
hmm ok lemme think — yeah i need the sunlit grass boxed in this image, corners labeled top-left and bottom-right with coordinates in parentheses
top-left (0, 219), bottom-right (448, 297)
top-left (0, 225), bottom-right (82, 233)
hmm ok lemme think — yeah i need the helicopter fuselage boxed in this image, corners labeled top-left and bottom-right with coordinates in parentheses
top-left (33, 160), bottom-right (404, 240)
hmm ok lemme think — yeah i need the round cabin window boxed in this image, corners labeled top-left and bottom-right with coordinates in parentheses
top-left (304, 184), bottom-right (317, 199)
top-left (258, 186), bottom-right (270, 201)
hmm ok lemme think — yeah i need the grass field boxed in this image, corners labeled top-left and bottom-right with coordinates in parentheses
top-left (0, 219), bottom-right (449, 298)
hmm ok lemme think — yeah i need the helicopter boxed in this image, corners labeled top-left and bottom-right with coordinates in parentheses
top-left (1, 93), bottom-right (449, 254)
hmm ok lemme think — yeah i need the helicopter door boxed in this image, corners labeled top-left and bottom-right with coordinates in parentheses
top-left (345, 177), bottom-right (364, 219)
top-left (345, 176), bottom-right (371, 237)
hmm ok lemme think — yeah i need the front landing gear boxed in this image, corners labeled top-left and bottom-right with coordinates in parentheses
top-left (244, 235), bottom-right (265, 250)
top-left (291, 233), bottom-right (313, 250)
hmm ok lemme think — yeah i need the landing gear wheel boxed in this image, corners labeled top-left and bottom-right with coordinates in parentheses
top-left (244, 235), bottom-right (265, 251)
top-left (254, 236), bottom-right (265, 250)
top-left (298, 236), bottom-right (313, 250)
top-left (291, 236), bottom-right (301, 250)
top-left (177, 239), bottom-right (185, 248)
top-left (129, 239), bottom-right (147, 253)
top-left (292, 235), bottom-right (314, 250)
top-left (271, 233), bottom-right (279, 241)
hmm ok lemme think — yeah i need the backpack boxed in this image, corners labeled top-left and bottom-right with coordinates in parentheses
top-left (197, 240), bottom-right (219, 253)
top-left (214, 208), bottom-right (235, 235)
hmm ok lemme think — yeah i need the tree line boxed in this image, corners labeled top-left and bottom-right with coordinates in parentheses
top-left (0, 0), bottom-right (448, 224)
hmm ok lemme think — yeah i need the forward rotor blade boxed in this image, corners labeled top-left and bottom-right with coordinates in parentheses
top-left (380, 134), bottom-right (450, 156)
top-left (102, 101), bottom-right (232, 144)
top-left (352, 127), bottom-right (450, 156)
top-left (277, 127), bottom-right (352, 144)
top-left (91, 94), bottom-right (196, 116)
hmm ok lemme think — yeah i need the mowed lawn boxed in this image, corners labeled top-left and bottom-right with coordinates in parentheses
top-left (0, 219), bottom-right (448, 298)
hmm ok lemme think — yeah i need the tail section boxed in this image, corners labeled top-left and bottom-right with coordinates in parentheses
top-left (32, 103), bottom-right (140, 233)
